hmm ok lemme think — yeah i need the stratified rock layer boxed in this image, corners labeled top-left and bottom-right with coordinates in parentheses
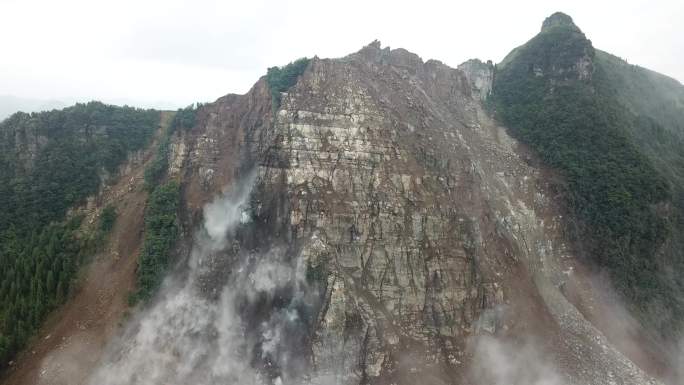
top-left (181, 42), bottom-right (660, 384)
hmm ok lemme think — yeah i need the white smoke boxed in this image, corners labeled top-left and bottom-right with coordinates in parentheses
top-left (203, 182), bottom-right (252, 247)
top-left (469, 335), bottom-right (566, 385)
top-left (86, 172), bottom-right (323, 385)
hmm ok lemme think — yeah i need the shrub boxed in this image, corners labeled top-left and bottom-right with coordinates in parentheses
top-left (266, 58), bottom-right (311, 109)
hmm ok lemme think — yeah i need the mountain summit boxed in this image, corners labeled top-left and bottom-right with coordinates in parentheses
top-left (541, 11), bottom-right (581, 32)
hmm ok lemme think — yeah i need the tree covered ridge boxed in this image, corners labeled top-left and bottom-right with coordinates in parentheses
top-left (490, 20), bottom-right (684, 335)
top-left (0, 102), bottom-right (159, 232)
top-left (0, 102), bottom-right (159, 369)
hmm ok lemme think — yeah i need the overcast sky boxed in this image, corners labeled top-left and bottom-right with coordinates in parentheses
top-left (1, 0), bottom-right (682, 110)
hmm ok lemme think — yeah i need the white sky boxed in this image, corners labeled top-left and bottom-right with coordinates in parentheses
top-left (0, 0), bottom-right (682, 109)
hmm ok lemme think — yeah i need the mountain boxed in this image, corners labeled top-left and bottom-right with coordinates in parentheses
top-left (0, 96), bottom-right (68, 122)
top-left (1, 12), bottom-right (684, 385)
top-left (0, 102), bottom-right (160, 370)
top-left (490, 11), bottom-right (684, 345)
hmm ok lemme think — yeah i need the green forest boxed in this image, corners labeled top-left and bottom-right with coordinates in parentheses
top-left (491, 17), bottom-right (684, 335)
top-left (134, 181), bottom-right (180, 302)
top-left (266, 57), bottom-right (311, 109)
top-left (0, 102), bottom-right (159, 368)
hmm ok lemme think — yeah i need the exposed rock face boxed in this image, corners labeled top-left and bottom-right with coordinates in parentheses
top-left (172, 42), bottom-right (660, 384)
top-left (181, 79), bottom-right (275, 212)
top-left (0, 117), bottom-right (47, 171)
top-left (458, 59), bottom-right (494, 100)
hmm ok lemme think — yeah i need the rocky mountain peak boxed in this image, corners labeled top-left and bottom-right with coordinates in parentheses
top-left (352, 40), bottom-right (424, 70)
top-left (541, 11), bottom-right (581, 33)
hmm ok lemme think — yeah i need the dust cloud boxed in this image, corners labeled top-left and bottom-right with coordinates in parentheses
top-left (468, 335), bottom-right (566, 385)
top-left (85, 172), bottom-right (325, 385)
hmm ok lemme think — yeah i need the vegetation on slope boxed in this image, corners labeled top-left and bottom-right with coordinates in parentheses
top-left (595, 50), bottom-right (684, 139)
top-left (93, 204), bottom-right (118, 248)
top-left (490, 13), bottom-right (684, 333)
top-left (0, 218), bottom-right (80, 366)
top-left (594, 49), bottom-right (684, 335)
top-left (266, 58), bottom-right (311, 109)
top-left (135, 105), bottom-right (198, 302)
top-left (134, 181), bottom-right (180, 302)
top-left (595, 52), bottom-right (684, 223)
top-left (99, 204), bottom-right (118, 234)
top-left (0, 102), bottom-right (158, 368)
top-left (0, 102), bottom-right (158, 230)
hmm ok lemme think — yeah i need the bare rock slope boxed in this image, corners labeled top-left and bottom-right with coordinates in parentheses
top-left (173, 42), bottom-right (660, 384)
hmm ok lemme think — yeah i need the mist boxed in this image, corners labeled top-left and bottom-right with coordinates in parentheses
top-left (468, 335), bottom-right (566, 385)
top-left (0, 96), bottom-right (68, 121)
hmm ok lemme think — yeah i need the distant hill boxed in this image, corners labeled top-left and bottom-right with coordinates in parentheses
top-left (0, 95), bottom-right (68, 121)
top-left (0, 95), bottom-right (184, 121)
